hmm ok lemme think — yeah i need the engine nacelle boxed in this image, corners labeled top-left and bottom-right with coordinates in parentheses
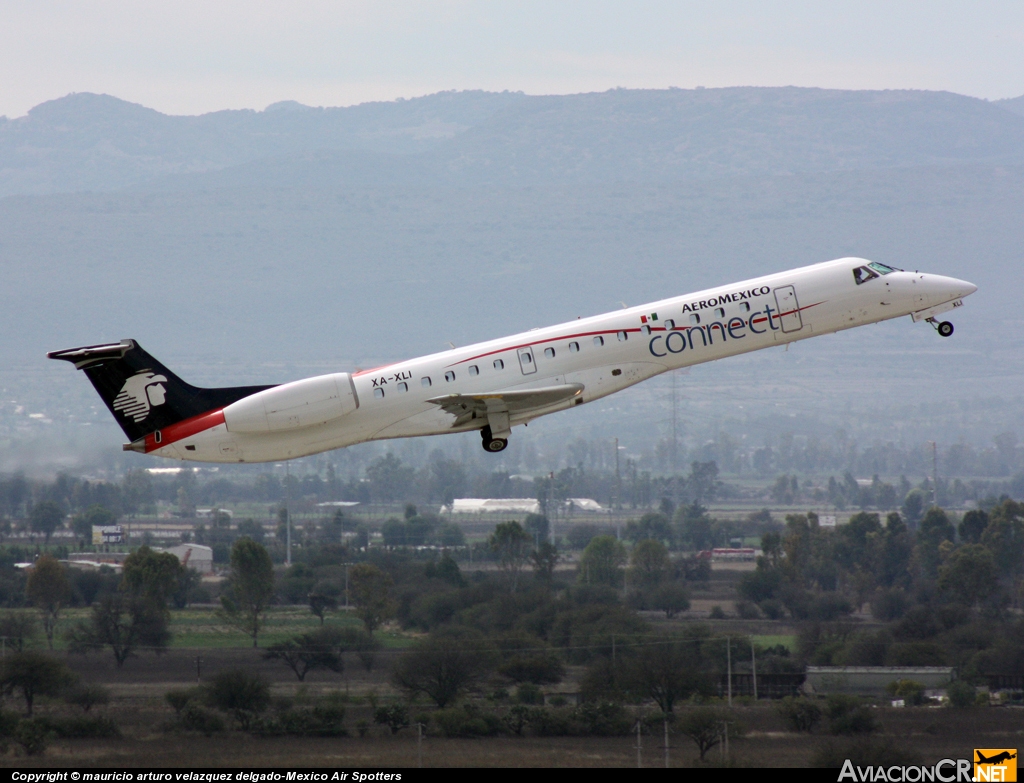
top-left (223, 373), bottom-right (359, 433)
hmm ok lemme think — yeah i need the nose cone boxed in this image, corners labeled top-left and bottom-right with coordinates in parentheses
top-left (926, 274), bottom-right (977, 304)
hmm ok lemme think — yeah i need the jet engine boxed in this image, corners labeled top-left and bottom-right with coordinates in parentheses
top-left (223, 373), bottom-right (358, 433)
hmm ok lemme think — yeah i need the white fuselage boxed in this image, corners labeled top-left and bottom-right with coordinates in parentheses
top-left (147, 257), bottom-right (975, 463)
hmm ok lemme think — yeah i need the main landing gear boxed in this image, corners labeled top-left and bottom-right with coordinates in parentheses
top-left (926, 318), bottom-right (954, 337)
top-left (480, 425), bottom-right (508, 453)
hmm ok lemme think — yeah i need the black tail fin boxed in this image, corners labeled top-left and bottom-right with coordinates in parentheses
top-left (48, 340), bottom-right (274, 444)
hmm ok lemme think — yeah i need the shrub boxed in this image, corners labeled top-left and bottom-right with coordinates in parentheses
top-left (65, 683), bottom-right (111, 713)
top-left (38, 715), bottom-right (119, 739)
top-left (826, 695), bottom-right (878, 735)
top-left (947, 680), bottom-right (976, 709)
top-left (374, 703), bottom-right (410, 735)
top-left (205, 669), bottom-right (270, 730)
top-left (736, 600), bottom-right (761, 619)
top-left (759, 599), bottom-right (786, 620)
top-left (432, 704), bottom-right (503, 737)
top-left (13, 718), bottom-right (51, 756)
top-left (572, 701), bottom-right (631, 736)
top-left (708, 605), bottom-right (726, 619)
top-left (776, 696), bottom-right (822, 733)
top-left (527, 706), bottom-right (574, 737)
top-left (180, 702), bottom-right (225, 736)
top-left (257, 704), bottom-right (347, 737)
top-left (516, 682), bottom-right (543, 705)
top-left (165, 687), bottom-right (202, 716)
top-left (885, 680), bottom-right (925, 706)
top-left (356, 719), bottom-right (370, 737)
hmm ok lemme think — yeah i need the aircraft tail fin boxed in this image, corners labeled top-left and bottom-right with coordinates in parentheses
top-left (48, 340), bottom-right (274, 446)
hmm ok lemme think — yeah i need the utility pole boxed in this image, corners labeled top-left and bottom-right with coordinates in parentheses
top-left (343, 563), bottom-right (353, 609)
top-left (726, 637), bottom-right (732, 708)
top-left (285, 461), bottom-right (292, 567)
top-left (752, 642), bottom-right (758, 701)
top-left (931, 440), bottom-right (939, 507)
top-left (417, 722), bottom-right (424, 768)
top-left (663, 717), bottom-right (670, 768)
top-left (614, 438), bottom-right (621, 513)
top-left (635, 718), bottom-right (643, 769)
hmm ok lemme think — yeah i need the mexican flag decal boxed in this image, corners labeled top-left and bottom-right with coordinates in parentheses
top-left (640, 313), bottom-right (658, 324)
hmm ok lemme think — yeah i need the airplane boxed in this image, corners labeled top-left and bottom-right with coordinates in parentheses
top-left (976, 751), bottom-right (1016, 765)
top-left (49, 257), bottom-right (976, 464)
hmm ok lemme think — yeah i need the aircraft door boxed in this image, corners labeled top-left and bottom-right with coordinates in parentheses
top-left (774, 285), bottom-right (803, 333)
top-left (517, 346), bottom-right (538, 375)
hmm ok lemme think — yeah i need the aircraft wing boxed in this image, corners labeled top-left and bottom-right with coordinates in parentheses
top-left (427, 383), bottom-right (583, 427)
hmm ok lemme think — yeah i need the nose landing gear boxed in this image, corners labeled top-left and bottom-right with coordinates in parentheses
top-left (480, 425), bottom-right (508, 453)
top-left (926, 318), bottom-right (954, 337)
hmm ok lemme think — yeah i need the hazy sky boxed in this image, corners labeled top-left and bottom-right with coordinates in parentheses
top-left (2, 1), bottom-right (1023, 118)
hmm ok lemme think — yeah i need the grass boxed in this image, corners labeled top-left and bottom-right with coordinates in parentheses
top-left (753, 634), bottom-right (796, 651)
top-left (50, 606), bottom-right (417, 650)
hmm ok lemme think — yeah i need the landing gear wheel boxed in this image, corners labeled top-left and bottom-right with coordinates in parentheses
top-left (937, 321), bottom-right (954, 337)
top-left (480, 425), bottom-right (509, 453)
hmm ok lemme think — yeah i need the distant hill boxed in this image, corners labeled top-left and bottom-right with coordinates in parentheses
top-left (0, 90), bottom-right (524, 196)
top-left (4, 87), bottom-right (1024, 196)
top-left (994, 94), bottom-right (1024, 117)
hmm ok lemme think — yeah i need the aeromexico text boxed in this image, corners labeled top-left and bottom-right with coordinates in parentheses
top-left (650, 286), bottom-right (778, 357)
top-left (681, 285), bottom-right (772, 313)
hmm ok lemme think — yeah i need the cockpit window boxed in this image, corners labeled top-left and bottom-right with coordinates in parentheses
top-left (868, 262), bottom-right (899, 275)
top-left (853, 266), bottom-right (879, 285)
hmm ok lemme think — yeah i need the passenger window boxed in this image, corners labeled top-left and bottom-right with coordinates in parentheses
top-left (373, 387), bottom-right (384, 399)
top-left (714, 307), bottom-right (725, 319)
top-left (740, 303), bottom-right (750, 313)
top-left (397, 382), bottom-right (408, 393)
top-left (617, 331), bottom-right (628, 342)
top-left (689, 313), bottom-right (701, 325)
top-left (664, 319), bottom-right (675, 329)
top-left (469, 365), bottom-right (479, 376)
top-left (569, 341), bottom-right (579, 353)
top-left (421, 377), bottom-right (431, 387)
top-left (444, 371), bottom-right (456, 382)
top-left (544, 347), bottom-right (555, 358)
top-left (641, 325), bottom-right (651, 336)
top-left (493, 359), bottom-right (504, 370)
top-left (521, 353), bottom-right (533, 364)
top-left (594, 336), bottom-right (604, 347)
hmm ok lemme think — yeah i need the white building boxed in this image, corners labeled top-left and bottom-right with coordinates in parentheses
top-left (161, 543), bottom-right (215, 574)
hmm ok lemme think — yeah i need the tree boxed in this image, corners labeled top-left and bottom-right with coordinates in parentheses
top-left (959, 509), bottom-right (989, 545)
top-left (123, 546), bottom-right (182, 607)
top-left (72, 504), bottom-right (116, 544)
top-left (264, 627), bottom-right (344, 681)
top-left (365, 454), bottom-right (414, 503)
top-left (649, 582), bottom-right (690, 618)
top-left (308, 593), bottom-right (338, 625)
top-left (677, 707), bottom-right (736, 762)
top-left (205, 669), bottom-right (270, 730)
top-left (26, 555), bottom-right (71, 649)
top-left (29, 500), bottom-right (64, 544)
top-left (625, 637), bottom-right (710, 713)
top-left (0, 611), bottom-right (38, 652)
top-left (628, 539), bottom-right (671, 588)
top-left (938, 544), bottom-right (999, 607)
top-left (393, 631), bottom-right (493, 707)
top-left (490, 521), bottom-right (532, 593)
top-left (578, 535), bottom-right (627, 587)
top-left (219, 538), bottom-right (274, 647)
top-left (0, 651), bottom-right (77, 715)
top-left (69, 591), bottom-right (171, 667)
top-left (531, 541), bottom-right (560, 583)
top-left (348, 564), bottom-right (395, 634)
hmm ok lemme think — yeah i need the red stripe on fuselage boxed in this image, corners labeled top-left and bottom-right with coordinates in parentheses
top-left (446, 301), bottom-right (826, 367)
top-left (145, 409), bottom-right (225, 453)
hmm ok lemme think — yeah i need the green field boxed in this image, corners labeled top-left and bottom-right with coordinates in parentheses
top-left (53, 606), bottom-right (416, 650)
